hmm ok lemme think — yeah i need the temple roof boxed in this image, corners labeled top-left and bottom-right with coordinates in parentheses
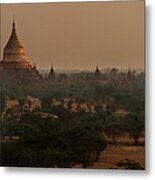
top-left (48, 63), bottom-right (56, 79)
top-left (50, 63), bottom-right (55, 74)
top-left (95, 66), bottom-right (101, 75)
top-left (2, 20), bottom-right (25, 62)
top-left (0, 20), bottom-right (41, 80)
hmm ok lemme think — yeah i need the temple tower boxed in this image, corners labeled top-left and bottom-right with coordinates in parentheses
top-left (0, 20), bottom-right (40, 79)
top-left (94, 66), bottom-right (101, 79)
top-left (48, 63), bottom-right (55, 79)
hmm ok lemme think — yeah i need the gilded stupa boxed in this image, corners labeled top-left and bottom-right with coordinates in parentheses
top-left (0, 20), bottom-right (40, 79)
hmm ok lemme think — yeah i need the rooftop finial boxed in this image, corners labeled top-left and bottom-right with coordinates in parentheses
top-left (50, 63), bottom-right (54, 73)
top-left (12, 15), bottom-right (15, 31)
top-left (128, 66), bottom-right (131, 76)
top-left (95, 65), bottom-right (101, 78)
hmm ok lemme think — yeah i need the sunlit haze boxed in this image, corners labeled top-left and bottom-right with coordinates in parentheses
top-left (0, 1), bottom-right (144, 70)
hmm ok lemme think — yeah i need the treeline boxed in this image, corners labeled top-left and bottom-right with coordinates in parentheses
top-left (1, 105), bottom-right (144, 168)
top-left (0, 70), bottom-right (144, 168)
top-left (0, 71), bottom-right (144, 111)
top-left (1, 111), bottom-right (107, 168)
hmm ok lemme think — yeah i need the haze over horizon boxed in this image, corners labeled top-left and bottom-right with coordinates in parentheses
top-left (0, 1), bottom-right (144, 70)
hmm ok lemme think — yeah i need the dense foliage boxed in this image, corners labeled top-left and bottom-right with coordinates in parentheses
top-left (0, 69), bottom-right (145, 168)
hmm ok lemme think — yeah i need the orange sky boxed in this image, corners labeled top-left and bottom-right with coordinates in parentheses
top-left (0, 1), bottom-right (144, 70)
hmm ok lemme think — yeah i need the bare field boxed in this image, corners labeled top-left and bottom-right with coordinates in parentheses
top-left (74, 136), bottom-right (145, 169)
top-left (93, 135), bottom-right (145, 169)
top-left (73, 145), bottom-right (144, 169)
top-left (92, 145), bottom-right (144, 169)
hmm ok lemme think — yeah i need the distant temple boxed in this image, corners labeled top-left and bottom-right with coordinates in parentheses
top-left (48, 63), bottom-right (55, 79)
top-left (0, 20), bottom-right (40, 80)
top-left (94, 66), bottom-right (101, 79)
top-left (128, 67), bottom-right (131, 76)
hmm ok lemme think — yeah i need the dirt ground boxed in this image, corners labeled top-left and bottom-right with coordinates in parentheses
top-left (74, 136), bottom-right (145, 170)
top-left (92, 145), bottom-right (144, 169)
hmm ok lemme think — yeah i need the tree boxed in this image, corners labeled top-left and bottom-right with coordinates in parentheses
top-left (115, 158), bottom-right (144, 170)
top-left (105, 114), bottom-right (124, 143)
top-left (1, 112), bottom-right (73, 167)
top-left (18, 98), bottom-right (26, 111)
top-left (66, 127), bottom-right (107, 168)
top-left (125, 112), bottom-right (144, 145)
top-left (94, 136), bottom-right (107, 162)
top-left (1, 117), bottom-right (19, 141)
top-left (0, 90), bottom-right (7, 113)
top-left (40, 97), bottom-right (52, 110)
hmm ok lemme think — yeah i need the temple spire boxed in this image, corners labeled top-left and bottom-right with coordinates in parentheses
top-left (12, 15), bottom-right (16, 31)
top-left (48, 63), bottom-right (55, 79)
top-left (50, 63), bottom-right (54, 73)
top-left (95, 66), bottom-right (100, 74)
top-left (2, 19), bottom-right (26, 62)
top-left (0, 20), bottom-right (40, 80)
top-left (94, 65), bottom-right (101, 79)
top-left (128, 67), bottom-right (131, 76)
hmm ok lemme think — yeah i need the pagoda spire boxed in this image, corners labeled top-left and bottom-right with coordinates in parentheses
top-left (94, 65), bottom-right (101, 79)
top-left (12, 15), bottom-right (16, 32)
top-left (50, 63), bottom-right (54, 72)
top-left (128, 67), bottom-right (131, 76)
top-left (95, 66), bottom-right (100, 74)
top-left (48, 63), bottom-right (55, 79)
top-left (2, 18), bottom-right (26, 62)
top-left (0, 20), bottom-right (41, 79)
top-left (13, 20), bottom-right (15, 30)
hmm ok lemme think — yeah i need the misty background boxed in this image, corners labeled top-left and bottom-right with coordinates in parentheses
top-left (0, 1), bottom-right (144, 70)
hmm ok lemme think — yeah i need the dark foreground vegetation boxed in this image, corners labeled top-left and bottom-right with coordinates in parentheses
top-left (0, 69), bottom-right (145, 169)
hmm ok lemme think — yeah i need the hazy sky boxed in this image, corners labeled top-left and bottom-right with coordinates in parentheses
top-left (0, 1), bottom-right (144, 70)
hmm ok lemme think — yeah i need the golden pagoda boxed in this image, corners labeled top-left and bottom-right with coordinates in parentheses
top-left (0, 20), bottom-right (40, 79)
